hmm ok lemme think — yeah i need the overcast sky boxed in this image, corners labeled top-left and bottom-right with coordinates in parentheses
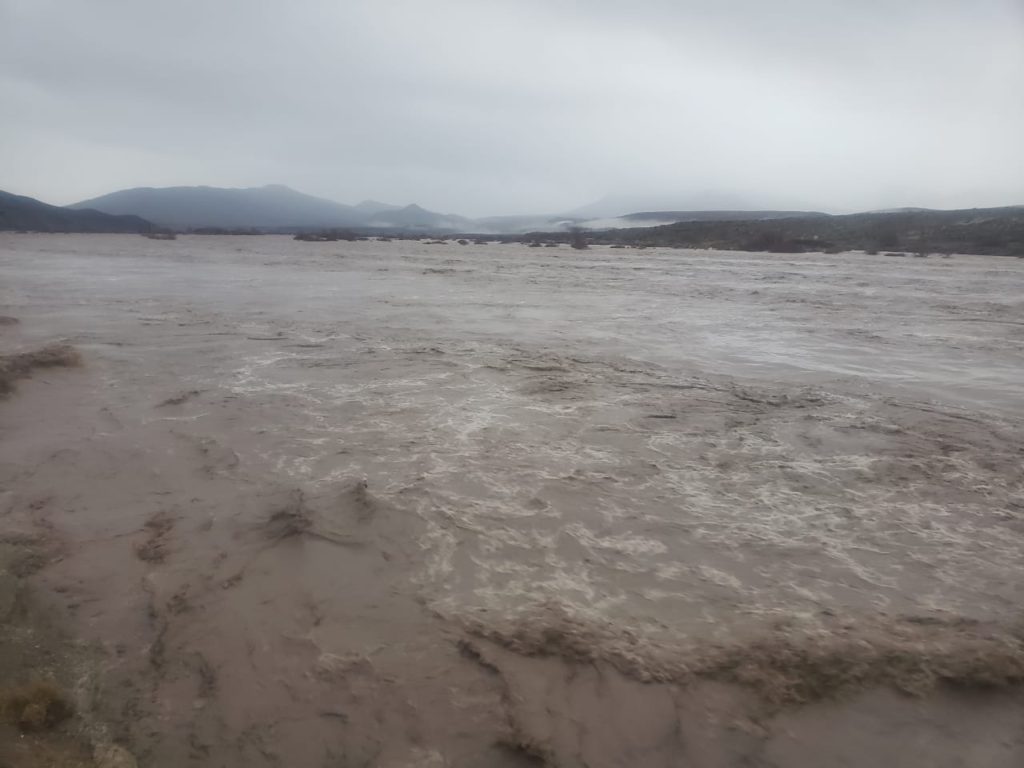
top-left (1, 0), bottom-right (1022, 216)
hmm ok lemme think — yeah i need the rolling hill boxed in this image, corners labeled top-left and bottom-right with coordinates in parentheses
top-left (8, 182), bottom-right (1021, 253)
top-left (69, 184), bottom-right (367, 230)
top-left (69, 185), bottom-right (468, 232)
top-left (0, 189), bottom-right (154, 233)
top-left (545, 206), bottom-right (1024, 256)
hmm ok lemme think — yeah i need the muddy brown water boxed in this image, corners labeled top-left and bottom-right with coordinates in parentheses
top-left (1, 234), bottom-right (1023, 766)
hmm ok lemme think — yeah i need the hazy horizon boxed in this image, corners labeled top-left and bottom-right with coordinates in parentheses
top-left (2, 0), bottom-right (1023, 217)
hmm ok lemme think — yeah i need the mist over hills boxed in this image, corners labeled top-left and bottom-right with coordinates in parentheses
top-left (2, 183), bottom-right (1021, 255)
top-left (352, 200), bottom-right (402, 215)
top-left (364, 203), bottom-right (472, 231)
top-left (71, 184), bottom-right (365, 230)
top-left (563, 192), bottom-right (775, 220)
top-left (621, 210), bottom-right (829, 224)
top-left (63, 184), bottom-right (834, 234)
top-left (560, 205), bottom-right (1024, 257)
top-left (69, 184), bottom-right (477, 232)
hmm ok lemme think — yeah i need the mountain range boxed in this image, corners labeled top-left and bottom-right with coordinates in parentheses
top-left (0, 189), bottom-right (153, 233)
top-left (68, 184), bottom-right (478, 232)
top-left (2, 185), bottom-right (1021, 256)
top-left (62, 184), bottom-right (830, 234)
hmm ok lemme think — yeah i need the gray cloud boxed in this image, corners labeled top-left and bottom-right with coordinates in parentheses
top-left (2, 0), bottom-right (1022, 216)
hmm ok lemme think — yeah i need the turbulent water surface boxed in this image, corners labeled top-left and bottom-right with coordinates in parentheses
top-left (1, 234), bottom-right (1023, 767)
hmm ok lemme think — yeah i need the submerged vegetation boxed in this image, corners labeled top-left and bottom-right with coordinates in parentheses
top-left (294, 228), bottom-right (359, 241)
top-left (465, 603), bottom-right (1024, 707)
top-left (0, 681), bottom-right (73, 732)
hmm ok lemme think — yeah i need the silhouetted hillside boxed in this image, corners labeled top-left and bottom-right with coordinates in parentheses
top-left (362, 203), bottom-right (472, 231)
top-left (16, 181), bottom-right (1023, 252)
top-left (549, 207), bottom-right (1024, 256)
top-left (69, 185), bottom-right (468, 232)
top-left (69, 184), bottom-right (366, 230)
top-left (0, 190), bottom-right (153, 233)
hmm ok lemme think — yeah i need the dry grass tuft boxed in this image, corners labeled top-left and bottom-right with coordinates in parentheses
top-left (345, 479), bottom-right (375, 522)
top-left (494, 737), bottom-right (548, 766)
top-left (156, 389), bottom-right (202, 407)
top-left (135, 512), bottom-right (175, 564)
top-left (0, 343), bottom-right (82, 396)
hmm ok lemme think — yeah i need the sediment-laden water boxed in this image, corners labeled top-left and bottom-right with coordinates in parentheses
top-left (1, 234), bottom-right (1023, 766)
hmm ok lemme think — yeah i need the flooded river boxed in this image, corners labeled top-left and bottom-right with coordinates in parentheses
top-left (2, 234), bottom-right (1023, 766)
